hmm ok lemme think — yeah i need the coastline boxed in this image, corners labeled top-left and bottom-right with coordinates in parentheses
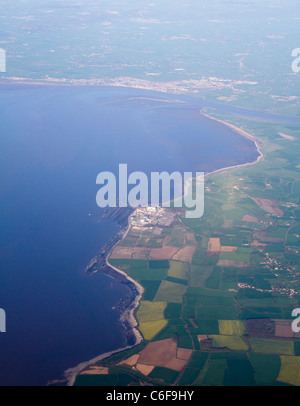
top-left (64, 108), bottom-right (264, 387)
top-left (0, 75), bottom-right (258, 96)
top-left (200, 109), bottom-right (264, 177)
top-left (182, 109), bottom-right (264, 206)
top-left (61, 212), bottom-right (144, 387)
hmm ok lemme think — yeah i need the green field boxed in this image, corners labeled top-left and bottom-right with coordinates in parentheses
top-left (219, 247), bottom-right (252, 263)
top-left (168, 261), bottom-right (189, 280)
top-left (141, 280), bottom-right (161, 301)
top-left (196, 305), bottom-right (238, 320)
top-left (205, 267), bottom-right (221, 289)
top-left (249, 338), bottom-right (295, 356)
top-left (178, 368), bottom-right (200, 386)
top-left (148, 367), bottom-right (179, 384)
top-left (249, 354), bottom-right (281, 385)
top-left (186, 351), bottom-right (209, 370)
top-left (154, 280), bottom-right (187, 303)
top-left (209, 335), bottom-right (249, 351)
top-left (203, 359), bottom-right (227, 385)
top-left (224, 359), bottom-right (256, 386)
top-left (177, 335), bottom-right (194, 349)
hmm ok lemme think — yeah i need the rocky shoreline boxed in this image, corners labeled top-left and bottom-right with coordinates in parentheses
top-left (61, 206), bottom-right (144, 386)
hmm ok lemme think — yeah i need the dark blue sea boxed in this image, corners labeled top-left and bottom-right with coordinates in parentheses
top-left (0, 85), bottom-right (260, 385)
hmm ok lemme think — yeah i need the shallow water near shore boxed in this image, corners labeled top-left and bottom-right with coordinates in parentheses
top-left (0, 85), bottom-right (260, 385)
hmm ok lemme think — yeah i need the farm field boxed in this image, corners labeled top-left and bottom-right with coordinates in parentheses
top-left (208, 335), bottom-right (249, 351)
top-left (249, 338), bottom-right (295, 356)
top-left (218, 320), bottom-right (246, 336)
top-left (277, 356), bottom-right (300, 386)
top-left (136, 301), bottom-right (168, 340)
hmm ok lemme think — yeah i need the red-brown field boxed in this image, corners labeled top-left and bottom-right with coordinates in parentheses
top-left (220, 246), bottom-right (237, 253)
top-left (110, 246), bottom-right (149, 259)
top-left (110, 245), bottom-right (178, 260)
top-left (176, 347), bottom-right (193, 361)
top-left (272, 319), bottom-right (300, 338)
top-left (255, 231), bottom-right (284, 243)
top-left (172, 245), bottom-right (196, 263)
top-left (242, 214), bottom-right (259, 223)
top-left (251, 240), bottom-right (267, 247)
top-left (138, 338), bottom-right (190, 372)
top-left (275, 325), bottom-right (294, 338)
top-left (252, 198), bottom-right (283, 217)
top-left (149, 246), bottom-right (179, 259)
top-left (207, 237), bottom-right (221, 253)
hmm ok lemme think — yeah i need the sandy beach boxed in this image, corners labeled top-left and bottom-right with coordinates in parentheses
top-left (200, 109), bottom-right (264, 177)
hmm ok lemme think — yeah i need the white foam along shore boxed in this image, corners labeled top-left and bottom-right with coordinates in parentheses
top-left (57, 214), bottom-right (144, 387)
top-left (60, 281), bottom-right (144, 387)
top-left (59, 108), bottom-right (263, 387)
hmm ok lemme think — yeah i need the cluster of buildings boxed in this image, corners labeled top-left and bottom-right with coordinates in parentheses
top-left (130, 207), bottom-right (177, 228)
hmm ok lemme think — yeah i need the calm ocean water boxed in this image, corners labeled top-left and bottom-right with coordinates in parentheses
top-left (0, 85), bottom-right (259, 385)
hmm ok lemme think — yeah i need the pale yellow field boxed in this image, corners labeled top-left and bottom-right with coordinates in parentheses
top-left (139, 320), bottom-right (168, 340)
top-left (168, 261), bottom-right (188, 279)
top-left (136, 301), bottom-right (166, 323)
top-left (218, 320), bottom-right (246, 336)
top-left (277, 356), bottom-right (300, 386)
top-left (137, 301), bottom-right (167, 340)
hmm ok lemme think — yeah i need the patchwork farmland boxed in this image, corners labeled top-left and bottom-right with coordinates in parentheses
top-left (75, 116), bottom-right (300, 387)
